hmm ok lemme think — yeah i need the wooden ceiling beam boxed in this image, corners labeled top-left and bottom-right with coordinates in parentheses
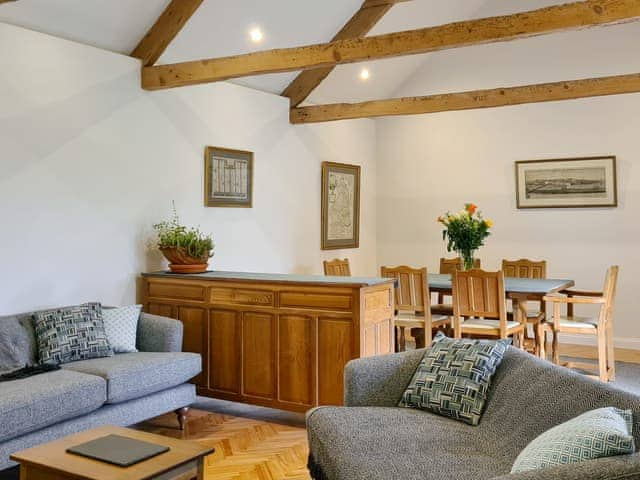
top-left (289, 73), bottom-right (640, 123)
top-left (141, 0), bottom-right (640, 91)
top-left (131, 0), bottom-right (203, 67)
top-left (282, 0), bottom-right (409, 107)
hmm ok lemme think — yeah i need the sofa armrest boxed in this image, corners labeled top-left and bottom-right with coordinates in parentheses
top-left (491, 453), bottom-right (640, 480)
top-left (344, 349), bottom-right (424, 407)
top-left (136, 313), bottom-right (183, 353)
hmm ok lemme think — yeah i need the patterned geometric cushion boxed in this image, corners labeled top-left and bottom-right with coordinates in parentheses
top-left (102, 305), bottom-right (142, 353)
top-left (399, 334), bottom-right (509, 426)
top-left (511, 407), bottom-right (635, 473)
top-left (32, 303), bottom-right (113, 365)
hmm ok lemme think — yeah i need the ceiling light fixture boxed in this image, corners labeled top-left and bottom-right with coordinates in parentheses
top-left (249, 27), bottom-right (264, 43)
top-left (359, 68), bottom-right (371, 81)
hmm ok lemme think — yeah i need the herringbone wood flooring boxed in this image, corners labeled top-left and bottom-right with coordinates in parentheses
top-left (136, 409), bottom-right (311, 480)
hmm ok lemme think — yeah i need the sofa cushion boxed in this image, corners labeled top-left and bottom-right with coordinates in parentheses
top-left (511, 407), bottom-right (635, 473)
top-left (399, 335), bottom-right (509, 426)
top-left (102, 305), bottom-right (141, 353)
top-left (33, 303), bottom-right (113, 365)
top-left (0, 369), bottom-right (106, 442)
top-left (61, 352), bottom-right (201, 404)
top-left (307, 406), bottom-right (512, 480)
top-left (0, 313), bottom-right (38, 372)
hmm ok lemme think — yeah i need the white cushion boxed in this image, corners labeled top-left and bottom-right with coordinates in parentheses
top-left (102, 305), bottom-right (142, 353)
top-left (461, 318), bottom-right (521, 330)
top-left (394, 312), bottom-right (449, 327)
top-left (551, 316), bottom-right (598, 329)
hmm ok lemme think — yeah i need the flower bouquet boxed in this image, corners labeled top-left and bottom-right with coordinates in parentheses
top-left (438, 203), bottom-right (493, 270)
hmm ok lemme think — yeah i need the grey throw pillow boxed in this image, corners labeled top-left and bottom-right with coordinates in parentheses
top-left (512, 407), bottom-right (635, 473)
top-left (102, 305), bottom-right (142, 353)
top-left (399, 334), bottom-right (509, 426)
top-left (0, 313), bottom-right (38, 372)
top-left (33, 303), bottom-right (113, 365)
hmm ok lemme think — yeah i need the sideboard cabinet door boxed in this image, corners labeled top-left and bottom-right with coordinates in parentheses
top-left (209, 309), bottom-right (242, 399)
top-left (177, 307), bottom-right (208, 388)
top-left (242, 312), bottom-right (276, 402)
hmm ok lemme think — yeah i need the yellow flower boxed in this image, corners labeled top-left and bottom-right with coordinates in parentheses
top-left (485, 219), bottom-right (494, 228)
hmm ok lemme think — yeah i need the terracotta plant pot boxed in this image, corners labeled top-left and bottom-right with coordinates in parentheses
top-left (160, 247), bottom-right (210, 274)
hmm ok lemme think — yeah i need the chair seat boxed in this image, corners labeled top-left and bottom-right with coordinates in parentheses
top-left (544, 316), bottom-right (599, 330)
top-left (461, 318), bottom-right (522, 331)
top-left (394, 312), bottom-right (449, 328)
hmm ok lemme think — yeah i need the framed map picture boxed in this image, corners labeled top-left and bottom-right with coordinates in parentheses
top-left (515, 156), bottom-right (617, 209)
top-left (205, 146), bottom-right (253, 208)
top-left (321, 162), bottom-right (361, 250)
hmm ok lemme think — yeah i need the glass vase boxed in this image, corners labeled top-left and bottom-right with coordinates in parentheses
top-left (458, 250), bottom-right (477, 271)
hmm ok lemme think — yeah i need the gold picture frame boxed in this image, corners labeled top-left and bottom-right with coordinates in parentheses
top-left (204, 146), bottom-right (253, 208)
top-left (321, 162), bottom-right (361, 250)
top-left (515, 156), bottom-right (617, 209)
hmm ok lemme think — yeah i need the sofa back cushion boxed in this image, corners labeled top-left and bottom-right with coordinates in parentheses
top-left (480, 348), bottom-right (640, 461)
top-left (33, 303), bottom-right (113, 365)
top-left (399, 335), bottom-right (510, 426)
top-left (102, 305), bottom-right (141, 353)
top-left (0, 313), bottom-right (38, 371)
top-left (511, 407), bottom-right (635, 473)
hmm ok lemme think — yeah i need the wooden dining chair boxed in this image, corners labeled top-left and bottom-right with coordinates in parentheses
top-left (380, 266), bottom-right (449, 352)
top-left (502, 259), bottom-right (547, 355)
top-left (323, 258), bottom-right (351, 276)
top-left (432, 257), bottom-right (481, 317)
top-left (452, 268), bottom-right (526, 346)
top-left (538, 266), bottom-right (619, 382)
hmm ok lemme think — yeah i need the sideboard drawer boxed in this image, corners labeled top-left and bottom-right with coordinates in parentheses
top-left (210, 287), bottom-right (275, 307)
top-left (279, 292), bottom-right (352, 311)
top-left (148, 282), bottom-right (206, 301)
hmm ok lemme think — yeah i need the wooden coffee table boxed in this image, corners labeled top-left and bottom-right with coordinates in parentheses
top-left (10, 425), bottom-right (213, 480)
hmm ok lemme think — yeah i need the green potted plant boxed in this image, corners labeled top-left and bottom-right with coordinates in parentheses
top-left (153, 204), bottom-right (214, 273)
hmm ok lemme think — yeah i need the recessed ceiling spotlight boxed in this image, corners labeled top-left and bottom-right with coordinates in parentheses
top-left (249, 27), bottom-right (264, 43)
top-left (359, 68), bottom-right (371, 81)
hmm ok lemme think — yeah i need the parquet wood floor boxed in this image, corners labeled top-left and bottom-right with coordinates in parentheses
top-left (136, 409), bottom-right (311, 480)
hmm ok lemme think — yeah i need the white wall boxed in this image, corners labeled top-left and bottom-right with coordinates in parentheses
top-left (376, 22), bottom-right (640, 346)
top-left (0, 23), bottom-right (377, 314)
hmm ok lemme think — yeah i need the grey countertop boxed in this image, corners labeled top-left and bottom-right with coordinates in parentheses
top-left (142, 270), bottom-right (395, 287)
top-left (428, 273), bottom-right (574, 294)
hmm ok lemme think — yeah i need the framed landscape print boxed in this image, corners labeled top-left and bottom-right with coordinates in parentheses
top-left (515, 156), bottom-right (617, 209)
top-left (321, 162), bottom-right (361, 250)
top-left (205, 146), bottom-right (253, 208)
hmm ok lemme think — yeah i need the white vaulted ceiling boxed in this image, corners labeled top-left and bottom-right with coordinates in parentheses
top-left (0, 0), bottom-right (601, 105)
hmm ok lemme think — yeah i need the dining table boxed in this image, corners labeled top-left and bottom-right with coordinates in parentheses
top-left (428, 273), bottom-right (575, 355)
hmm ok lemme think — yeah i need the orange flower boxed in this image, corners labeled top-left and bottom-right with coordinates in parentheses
top-left (437, 216), bottom-right (445, 224)
top-left (465, 203), bottom-right (478, 215)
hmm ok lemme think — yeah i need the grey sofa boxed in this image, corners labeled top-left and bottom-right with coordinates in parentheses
top-left (0, 311), bottom-right (200, 471)
top-left (307, 347), bottom-right (640, 480)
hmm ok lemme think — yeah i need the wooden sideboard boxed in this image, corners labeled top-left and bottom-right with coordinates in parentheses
top-left (140, 271), bottom-right (395, 412)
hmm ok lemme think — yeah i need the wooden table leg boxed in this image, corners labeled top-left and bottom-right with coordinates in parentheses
top-left (511, 295), bottom-right (531, 352)
top-left (537, 323), bottom-right (546, 360)
top-left (397, 326), bottom-right (406, 352)
top-left (196, 457), bottom-right (205, 480)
